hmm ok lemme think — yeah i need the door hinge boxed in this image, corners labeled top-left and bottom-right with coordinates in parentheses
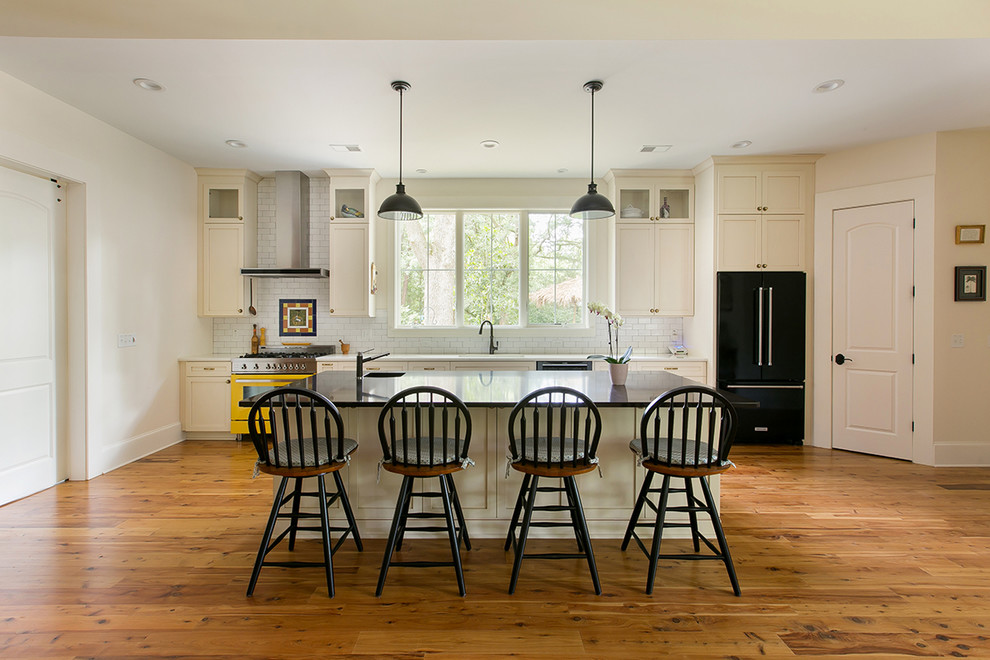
top-left (912, 421), bottom-right (915, 432)
top-left (913, 217), bottom-right (916, 228)
top-left (912, 353), bottom-right (915, 364)
top-left (912, 285), bottom-right (916, 297)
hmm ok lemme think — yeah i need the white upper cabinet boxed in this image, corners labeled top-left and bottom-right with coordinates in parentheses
top-left (606, 170), bottom-right (694, 223)
top-left (713, 161), bottom-right (813, 271)
top-left (615, 222), bottom-right (695, 317)
top-left (717, 169), bottom-right (805, 215)
top-left (196, 169), bottom-right (260, 316)
top-left (324, 169), bottom-right (379, 317)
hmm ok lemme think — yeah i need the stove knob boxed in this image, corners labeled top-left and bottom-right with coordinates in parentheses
top-left (253, 364), bottom-right (259, 370)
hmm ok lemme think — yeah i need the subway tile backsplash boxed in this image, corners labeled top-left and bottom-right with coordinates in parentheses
top-left (213, 176), bottom-right (684, 356)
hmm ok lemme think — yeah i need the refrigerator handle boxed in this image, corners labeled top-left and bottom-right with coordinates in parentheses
top-left (756, 286), bottom-right (764, 366)
top-left (767, 286), bottom-right (773, 366)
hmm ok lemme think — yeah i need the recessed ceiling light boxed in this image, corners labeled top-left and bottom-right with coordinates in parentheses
top-left (132, 77), bottom-right (164, 92)
top-left (813, 79), bottom-right (845, 93)
top-left (732, 140), bottom-right (753, 149)
top-left (330, 144), bottom-right (362, 152)
top-left (415, 168), bottom-right (428, 174)
top-left (225, 139), bottom-right (248, 148)
top-left (480, 139), bottom-right (500, 149)
top-left (640, 145), bottom-right (672, 153)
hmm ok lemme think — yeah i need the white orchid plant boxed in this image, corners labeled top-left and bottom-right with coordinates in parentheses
top-left (587, 302), bottom-right (632, 364)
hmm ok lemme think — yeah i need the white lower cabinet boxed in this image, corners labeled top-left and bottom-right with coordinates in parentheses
top-left (628, 360), bottom-right (708, 385)
top-left (179, 362), bottom-right (232, 434)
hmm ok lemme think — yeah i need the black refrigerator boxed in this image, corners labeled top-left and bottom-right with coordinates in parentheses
top-left (716, 271), bottom-right (806, 444)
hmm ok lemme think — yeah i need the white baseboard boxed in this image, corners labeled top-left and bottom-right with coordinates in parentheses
top-left (933, 443), bottom-right (990, 467)
top-left (100, 422), bottom-right (183, 474)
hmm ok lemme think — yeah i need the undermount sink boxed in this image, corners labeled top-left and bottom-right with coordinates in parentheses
top-left (364, 371), bottom-right (405, 378)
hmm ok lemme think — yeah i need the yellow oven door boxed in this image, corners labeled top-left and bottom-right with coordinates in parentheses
top-left (230, 373), bottom-right (313, 434)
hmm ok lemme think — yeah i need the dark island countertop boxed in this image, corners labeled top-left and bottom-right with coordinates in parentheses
top-left (241, 370), bottom-right (756, 409)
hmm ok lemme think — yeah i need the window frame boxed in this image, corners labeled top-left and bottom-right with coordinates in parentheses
top-left (388, 208), bottom-right (604, 338)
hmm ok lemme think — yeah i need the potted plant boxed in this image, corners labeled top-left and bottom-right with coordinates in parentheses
top-left (587, 302), bottom-right (632, 385)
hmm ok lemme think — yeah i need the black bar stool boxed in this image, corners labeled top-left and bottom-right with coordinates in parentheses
top-left (376, 386), bottom-right (473, 597)
top-left (621, 385), bottom-right (741, 595)
top-left (246, 387), bottom-right (362, 598)
top-left (504, 386), bottom-right (602, 595)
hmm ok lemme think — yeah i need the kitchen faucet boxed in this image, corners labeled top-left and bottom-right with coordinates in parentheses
top-left (479, 320), bottom-right (499, 354)
top-left (356, 349), bottom-right (390, 380)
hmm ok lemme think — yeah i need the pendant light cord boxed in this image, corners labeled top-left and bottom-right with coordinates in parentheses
top-left (589, 85), bottom-right (595, 185)
top-left (398, 86), bottom-right (404, 186)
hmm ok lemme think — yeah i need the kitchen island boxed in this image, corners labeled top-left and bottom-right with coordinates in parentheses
top-left (246, 370), bottom-right (744, 538)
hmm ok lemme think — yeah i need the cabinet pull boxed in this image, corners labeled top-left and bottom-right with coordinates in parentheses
top-left (226, 379), bottom-right (231, 384)
top-left (238, 308), bottom-right (243, 313)
top-left (204, 367), bottom-right (215, 371)
top-left (423, 367), bottom-right (436, 370)
top-left (329, 308), bottom-right (335, 313)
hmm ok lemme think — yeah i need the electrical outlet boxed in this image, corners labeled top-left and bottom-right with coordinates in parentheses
top-left (117, 333), bottom-right (136, 348)
top-left (951, 333), bottom-right (965, 348)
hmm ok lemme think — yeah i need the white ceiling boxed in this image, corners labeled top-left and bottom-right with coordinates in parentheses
top-left (1, 3), bottom-right (989, 178)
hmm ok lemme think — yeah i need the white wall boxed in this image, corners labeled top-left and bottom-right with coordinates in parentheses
top-left (0, 71), bottom-right (211, 477)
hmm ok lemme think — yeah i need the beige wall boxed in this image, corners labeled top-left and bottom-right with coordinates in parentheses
top-left (815, 129), bottom-right (990, 465)
top-left (933, 128), bottom-right (990, 460)
top-left (0, 71), bottom-right (210, 477)
top-left (815, 133), bottom-right (936, 192)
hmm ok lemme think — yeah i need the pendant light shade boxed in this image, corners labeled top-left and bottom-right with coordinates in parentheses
top-left (569, 80), bottom-right (615, 220)
top-left (378, 81), bottom-right (424, 221)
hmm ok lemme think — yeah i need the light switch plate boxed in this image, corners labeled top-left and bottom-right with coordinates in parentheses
top-left (951, 333), bottom-right (965, 348)
top-left (117, 333), bottom-right (137, 348)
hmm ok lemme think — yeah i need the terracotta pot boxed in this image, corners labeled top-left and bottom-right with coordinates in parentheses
top-left (609, 362), bottom-right (629, 386)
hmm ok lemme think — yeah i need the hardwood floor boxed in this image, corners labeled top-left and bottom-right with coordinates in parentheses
top-left (2, 440), bottom-right (989, 658)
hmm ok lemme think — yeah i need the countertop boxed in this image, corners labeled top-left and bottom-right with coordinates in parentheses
top-left (182, 353), bottom-right (706, 363)
top-left (240, 369), bottom-right (750, 409)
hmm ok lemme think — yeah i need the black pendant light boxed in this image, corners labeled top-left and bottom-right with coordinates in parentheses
top-left (378, 80), bottom-right (424, 221)
top-left (569, 80), bottom-right (615, 220)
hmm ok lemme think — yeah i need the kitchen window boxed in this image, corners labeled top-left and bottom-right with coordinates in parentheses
top-left (394, 210), bottom-right (587, 330)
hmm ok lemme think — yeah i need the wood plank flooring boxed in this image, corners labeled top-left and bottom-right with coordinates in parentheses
top-left (1, 440), bottom-right (989, 658)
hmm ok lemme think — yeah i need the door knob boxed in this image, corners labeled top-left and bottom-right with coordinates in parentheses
top-left (834, 353), bottom-right (853, 365)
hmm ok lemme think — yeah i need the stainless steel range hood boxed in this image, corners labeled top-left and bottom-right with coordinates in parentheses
top-left (241, 171), bottom-right (329, 278)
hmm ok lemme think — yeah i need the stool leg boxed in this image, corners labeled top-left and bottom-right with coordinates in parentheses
top-left (646, 475), bottom-right (672, 595)
top-left (247, 476), bottom-right (289, 596)
top-left (622, 471), bottom-right (655, 551)
top-left (287, 477), bottom-right (304, 551)
top-left (439, 474), bottom-right (466, 597)
top-left (683, 477), bottom-right (701, 552)
top-left (332, 470), bottom-right (363, 552)
top-left (395, 479), bottom-right (414, 551)
top-left (445, 474), bottom-right (471, 551)
top-left (699, 476), bottom-right (741, 596)
top-left (504, 474), bottom-right (531, 551)
top-left (565, 476), bottom-right (601, 595)
top-left (376, 476), bottom-right (414, 597)
top-left (317, 473), bottom-right (335, 598)
top-left (563, 478), bottom-right (587, 554)
top-left (508, 475), bottom-right (540, 594)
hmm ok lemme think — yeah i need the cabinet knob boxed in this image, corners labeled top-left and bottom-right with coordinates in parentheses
top-left (756, 264), bottom-right (762, 269)
top-left (226, 379), bottom-right (231, 384)
top-left (238, 216), bottom-right (243, 221)
top-left (329, 308), bottom-right (335, 313)
top-left (238, 308), bottom-right (243, 313)
top-left (330, 216), bottom-right (335, 221)
top-left (762, 263), bottom-right (768, 268)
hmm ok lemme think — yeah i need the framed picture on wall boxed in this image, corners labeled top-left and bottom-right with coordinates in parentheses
top-left (279, 299), bottom-right (317, 336)
top-left (954, 266), bottom-right (986, 301)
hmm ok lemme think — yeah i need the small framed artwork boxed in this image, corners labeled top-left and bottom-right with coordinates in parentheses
top-left (279, 299), bottom-right (317, 336)
top-left (955, 225), bottom-right (986, 244)
top-left (954, 266), bottom-right (986, 302)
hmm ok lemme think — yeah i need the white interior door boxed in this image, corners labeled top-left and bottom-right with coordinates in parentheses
top-left (0, 166), bottom-right (66, 504)
top-left (831, 201), bottom-right (913, 459)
